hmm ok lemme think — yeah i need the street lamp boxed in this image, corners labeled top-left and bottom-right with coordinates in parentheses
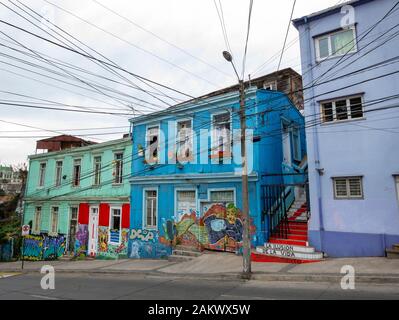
top-left (222, 51), bottom-right (251, 278)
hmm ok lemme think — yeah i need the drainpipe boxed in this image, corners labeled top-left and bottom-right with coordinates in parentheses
top-left (304, 19), bottom-right (325, 251)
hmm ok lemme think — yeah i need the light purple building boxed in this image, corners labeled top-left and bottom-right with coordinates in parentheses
top-left (293, 0), bottom-right (399, 257)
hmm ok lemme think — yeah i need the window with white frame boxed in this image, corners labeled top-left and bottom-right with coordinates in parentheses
top-left (212, 112), bottom-right (231, 157)
top-left (93, 156), bottom-right (102, 186)
top-left (321, 96), bottom-right (363, 123)
top-left (38, 162), bottom-right (46, 187)
top-left (263, 81), bottom-right (277, 91)
top-left (50, 207), bottom-right (59, 234)
top-left (109, 208), bottom-right (121, 243)
top-left (315, 27), bottom-right (357, 61)
top-left (146, 126), bottom-right (159, 164)
top-left (55, 160), bottom-right (63, 187)
top-left (333, 177), bottom-right (363, 199)
top-left (145, 190), bottom-right (157, 228)
top-left (210, 190), bottom-right (235, 204)
top-left (176, 190), bottom-right (196, 217)
top-left (33, 206), bottom-right (42, 234)
top-left (72, 159), bottom-right (81, 187)
top-left (176, 120), bottom-right (193, 162)
top-left (114, 153), bottom-right (123, 184)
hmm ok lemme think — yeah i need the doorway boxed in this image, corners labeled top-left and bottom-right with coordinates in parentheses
top-left (68, 207), bottom-right (78, 255)
top-left (88, 206), bottom-right (99, 257)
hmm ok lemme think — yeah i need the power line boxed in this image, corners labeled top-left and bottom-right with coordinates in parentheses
top-left (276, 0), bottom-right (296, 73)
top-left (42, 0), bottom-right (220, 89)
top-left (242, 0), bottom-right (254, 80)
top-left (90, 0), bottom-right (233, 80)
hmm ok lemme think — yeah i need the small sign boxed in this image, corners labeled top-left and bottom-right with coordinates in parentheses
top-left (22, 225), bottom-right (30, 236)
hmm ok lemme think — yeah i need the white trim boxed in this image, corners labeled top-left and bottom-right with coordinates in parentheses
top-left (49, 206), bottom-right (59, 236)
top-left (109, 205), bottom-right (122, 245)
top-left (175, 118), bottom-right (194, 163)
top-left (142, 187), bottom-right (159, 230)
top-left (315, 26), bottom-right (357, 62)
top-left (174, 188), bottom-right (198, 221)
top-left (320, 95), bottom-right (364, 124)
top-left (54, 160), bottom-right (63, 187)
top-left (38, 161), bottom-right (47, 188)
top-left (206, 188), bottom-right (237, 206)
top-left (145, 123), bottom-right (161, 165)
top-left (32, 206), bottom-right (42, 235)
top-left (210, 110), bottom-right (233, 158)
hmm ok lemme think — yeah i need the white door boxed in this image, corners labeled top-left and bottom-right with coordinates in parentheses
top-left (88, 207), bottom-right (99, 257)
top-left (282, 125), bottom-right (292, 165)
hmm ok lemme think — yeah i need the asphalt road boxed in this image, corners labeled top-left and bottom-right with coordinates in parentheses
top-left (0, 273), bottom-right (399, 300)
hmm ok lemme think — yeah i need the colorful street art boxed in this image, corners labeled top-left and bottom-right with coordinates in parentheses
top-left (162, 203), bottom-right (255, 254)
top-left (96, 228), bottom-right (129, 260)
top-left (129, 229), bottom-right (172, 259)
top-left (74, 224), bottom-right (88, 257)
top-left (22, 234), bottom-right (66, 261)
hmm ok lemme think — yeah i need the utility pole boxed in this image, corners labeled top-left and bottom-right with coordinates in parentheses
top-left (239, 80), bottom-right (251, 278)
top-left (223, 51), bottom-right (251, 278)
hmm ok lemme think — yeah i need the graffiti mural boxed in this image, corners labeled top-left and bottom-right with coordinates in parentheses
top-left (98, 226), bottom-right (109, 253)
top-left (22, 234), bottom-right (66, 261)
top-left (161, 204), bottom-right (255, 254)
top-left (74, 224), bottom-right (88, 257)
top-left (129, 229), bottom-right (172, 259)
top-left (42, 236), bottom-right (66, 260)
top-left (0, 239), bottom-right (13, 261)
top-left (96, 228), bottom-right (129, 260)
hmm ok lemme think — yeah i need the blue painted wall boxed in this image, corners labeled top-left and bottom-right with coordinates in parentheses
top-left (294, 0), bottom-right (399, 256)
top-left (128, 89), bottom-right (306, 256)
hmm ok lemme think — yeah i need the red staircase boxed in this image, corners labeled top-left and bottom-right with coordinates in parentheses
top-left (252, 201), bottom-right (323, 264)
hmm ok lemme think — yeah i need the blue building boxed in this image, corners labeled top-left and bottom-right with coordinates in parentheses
top-left (293, 0), bottom-right (399, 257)
top-left (128, 86), bottom-right (306, 259)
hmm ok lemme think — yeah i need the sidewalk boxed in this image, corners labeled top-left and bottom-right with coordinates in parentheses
top-left (1, 251), bottom-right (399, 284)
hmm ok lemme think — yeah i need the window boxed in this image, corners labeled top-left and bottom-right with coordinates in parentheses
top-left (321, 96), bottom-right (363, 123)
top-left (72, 159), bottom-right (81, 187)
top-left (210, 190), bottom-right (235, 204)
top-left (110, 208), bottom-right (121, 244)
top-left (292, 127), bottom-right (301, 161)
top-left (55, 161), bottom-right (63, 187)
top-left (176, 190), bottom-right (196, 218)
top-left (146, 126), bottom-right (159, 164)
top-left (212, 112), bottom-right (231, 157)
top-left (33, 206), bottom-right (42, 234)
top-left (263, 81), bottom-right (277, 91)
top-left (395, 176), bottom-right (399, 202)
top-left (176, 120), bottom-right (193, 162)
top-left (333, 177), bottom-right (363, 199)
top-left (145, 190), bottom-right (157, 228)
top-left (315, 27), bottom-right (357, 61)
top-left (114, 153), bottom-right (123, 184)
top-left (93, 156), bottom-right (102, 186)
top-left (50, 207), bottom-right (59, 234)
top-left (38, 163), bottom-right (46, 187)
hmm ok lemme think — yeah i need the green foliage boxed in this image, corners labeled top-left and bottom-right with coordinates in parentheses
top-left (0, 218), bottom-right (20, 244)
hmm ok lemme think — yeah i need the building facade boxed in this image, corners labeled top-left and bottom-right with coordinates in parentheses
top-left (23, 137), bottom-right (132, 260)
top-left (293, 0), bottom-right (399, 257)
top-left (128, 88), bottom-right (306, 259)
top-left (0, 165), bottom-right (22, 195)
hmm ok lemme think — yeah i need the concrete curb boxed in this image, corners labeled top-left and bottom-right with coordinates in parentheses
top-left (1, 268), bottom-right (399, 284)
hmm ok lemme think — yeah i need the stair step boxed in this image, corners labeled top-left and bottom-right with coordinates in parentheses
top-left (393, 244), bottom-right (399, 251)
top-left (175, 245), bottom-right (201, 252)
top-left (386, 248), bottom-right (399, 259)
top-left (275, 230), bottom-right (308, 236)
top-left (263, 242), bottom-right (315, 253)
top-left (271, 234), bottom-right (308, 241)
top-left (172, 250), bottom-right (201, 257)
top-left (256, 246), bottom-right (323, 260)
top-left (278, 225), bottom-right (308, 231)
top-left (269, 238), bottom-right (308, 247)
top-left (168, 255), bottom-right (194, 262)
top-left (251, 252), bottom-right (320, 264)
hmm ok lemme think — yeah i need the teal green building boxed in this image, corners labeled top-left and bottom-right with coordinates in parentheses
top-left (23, 137), bottom-right (132, 260)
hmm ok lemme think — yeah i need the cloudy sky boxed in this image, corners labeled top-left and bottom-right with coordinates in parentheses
top-left (0, 0), bottom-right (340, 165)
